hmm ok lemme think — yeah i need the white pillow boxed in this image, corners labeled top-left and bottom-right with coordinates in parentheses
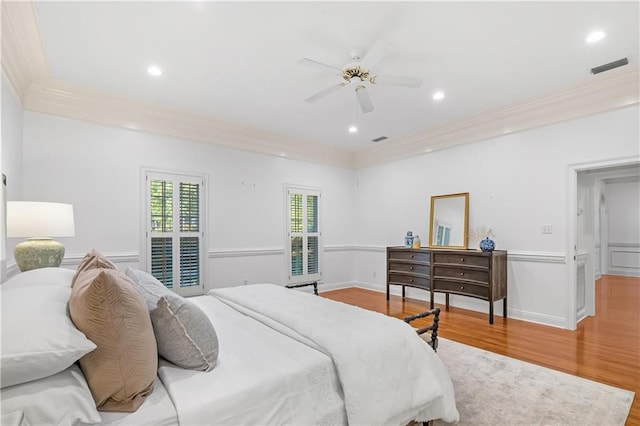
top-left (1, 363), bottom-right (101, 425)
top-left (1, 267), bottom-right (75, 289)
top-left (1, 271), bottom-right (97, 388)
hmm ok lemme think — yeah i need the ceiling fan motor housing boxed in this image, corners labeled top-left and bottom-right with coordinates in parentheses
top-left (342, 65), bottom-right (372, 83)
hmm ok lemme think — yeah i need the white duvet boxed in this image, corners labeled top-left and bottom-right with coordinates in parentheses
top-left (158, 295), bottom-right (347, 426)
top-left (210, 284), bottom-right (459, 426)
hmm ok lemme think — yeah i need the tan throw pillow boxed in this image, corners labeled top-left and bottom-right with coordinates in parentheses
top-left (71, 250), bottom-right (117, 287)
top-left (69, 268), bottom-right (157, 412)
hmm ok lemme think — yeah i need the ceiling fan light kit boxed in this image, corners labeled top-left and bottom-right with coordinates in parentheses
top-left (299, 40), bottom-right (423, 114)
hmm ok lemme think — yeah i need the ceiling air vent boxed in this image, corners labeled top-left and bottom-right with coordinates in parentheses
top-left (371, 136), bottom-right (388, 143)
top-left (591, 58), bottom-right (629, 75)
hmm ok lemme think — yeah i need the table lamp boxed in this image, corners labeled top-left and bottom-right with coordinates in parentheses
top-left (7, 201), bottom-right (75, 272)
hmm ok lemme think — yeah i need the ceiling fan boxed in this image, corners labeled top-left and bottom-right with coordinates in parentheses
top-left (298, 41), bottom-right (423, 114)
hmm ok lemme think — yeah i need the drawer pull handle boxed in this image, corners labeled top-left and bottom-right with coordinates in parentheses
top-left (410, 255), bottom-right (414, 258)
top-left (409, 279), bottom-right (414, 283)
top-left (460, 258), bottom-right (465, 262)
top-left (459, 272), bottom-right (464, 276)
top-left (410, 266), bottom-right (414, 270)
top-left (460, 286), bottom-right (464, 290)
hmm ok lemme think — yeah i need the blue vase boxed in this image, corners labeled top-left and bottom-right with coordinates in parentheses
top-left (404, 231), bottom-right (414, 248)
top-left (479, 237), bottom-right (495, 252)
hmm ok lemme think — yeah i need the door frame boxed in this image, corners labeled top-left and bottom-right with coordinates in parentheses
top-left (566, 155), bottom-right (639, 330)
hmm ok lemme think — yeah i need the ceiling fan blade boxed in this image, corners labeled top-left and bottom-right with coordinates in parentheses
top-left (297, 57), bottom-right (342, 73)
top-left (304, 81), bottom-right (350, 103)
top-left (361, 40), bottom-right (390, 68)
top-left (372, 74), bottom-right (423, 88)
top-left (355, 85), bottom-right (374, 113)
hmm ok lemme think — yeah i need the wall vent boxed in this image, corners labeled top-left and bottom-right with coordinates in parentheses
top-left (591, 58), bottom-right (629, 75)
top-left (371, 136), bottom-right (388, 143)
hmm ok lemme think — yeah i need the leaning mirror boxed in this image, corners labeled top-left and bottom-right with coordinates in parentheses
top-left (428, 192), bottom-right (469, 249)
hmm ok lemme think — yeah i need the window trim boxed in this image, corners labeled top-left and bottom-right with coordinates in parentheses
top-left (284, 184), bottom-right (322, 285)
top-left (141, 168), bottom-right (208, 296)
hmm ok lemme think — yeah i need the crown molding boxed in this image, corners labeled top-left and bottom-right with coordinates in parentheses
top-left (354, 65), bottom-right (640, 169)
top-left (4, 0), bottom-right (638, 171)
top-left (1, 0), bottom-right (49, 102)
top-left (23, 79), bottom-right (355, 169)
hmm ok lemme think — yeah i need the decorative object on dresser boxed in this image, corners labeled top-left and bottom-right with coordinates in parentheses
top-left (479, 237), bottom-right (496, 252)
top-left (6, 201), bottom-right (75, 272)
top-left (404, 231), bottom-right (414, 248)
top-left (467, 225), bottom-right (494, 251)
top-left (428, 193), bottom-right (469, 249)
top-left (386, 247), bottom-right (508, 324)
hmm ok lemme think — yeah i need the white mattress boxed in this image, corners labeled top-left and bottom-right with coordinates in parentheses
top-left (97, 377), bottom-right (178, 426)
top-left (158, 295), bottom-right (347, 425)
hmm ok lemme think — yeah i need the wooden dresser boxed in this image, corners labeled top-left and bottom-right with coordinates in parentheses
top-left (386, 247), bottom-right (507, 324)
top-left (386, 247), bottom-right (430, 300)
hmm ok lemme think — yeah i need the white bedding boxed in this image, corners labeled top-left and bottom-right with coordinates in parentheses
top-left (210, 284), bottom-right (460, 426)
top-left (158, 295), bottom-right (347, 425)
top-left (97, 378), bottom-right (178, 426)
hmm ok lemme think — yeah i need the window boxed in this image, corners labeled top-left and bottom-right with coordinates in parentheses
top-left (144, 170), bottom-right (206, 296)
top-left (435, 222), bottom-right (451, 246)
top-left (285, 185), bottom-right (321, 284)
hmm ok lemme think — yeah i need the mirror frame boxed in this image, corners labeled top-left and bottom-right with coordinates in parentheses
top-left (428, 192), bottom-right (469, 249)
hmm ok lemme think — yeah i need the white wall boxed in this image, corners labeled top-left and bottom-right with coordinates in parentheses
top-left (11, 103), bottom-right (640, 327)
top-left (353, 105), bottom-right (640, 327)
top-left (606, 178), bottom-right (640, 277)
top-left (1, 72), bottom-right (24, 281)
top-left (16, 111), bottom-right (356, 290)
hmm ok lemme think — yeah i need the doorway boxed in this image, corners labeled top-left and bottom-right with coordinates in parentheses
top-left (567, 156), bottom-right (640, 330)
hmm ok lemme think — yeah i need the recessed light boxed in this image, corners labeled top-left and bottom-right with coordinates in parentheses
top-left (147, 65), bottom-right (163, 76)
top-left (432, 91), bottom-right (445, 101)
top-left (586, 30), bottom-right (605, 44)
top-left (348, 125), bottom-right (358, 134)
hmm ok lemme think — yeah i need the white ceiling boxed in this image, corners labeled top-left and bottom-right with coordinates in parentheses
top-left (30, 1), bottom-right (640, 152)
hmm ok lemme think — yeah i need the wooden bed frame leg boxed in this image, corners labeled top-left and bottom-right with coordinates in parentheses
top-left (403, 307), bottom-right (440, 351)
top-left (422, 420), bottom-right (434, 426)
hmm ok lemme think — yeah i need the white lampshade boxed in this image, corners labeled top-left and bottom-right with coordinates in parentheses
top-left (7, 202), bottom-right (75, 238)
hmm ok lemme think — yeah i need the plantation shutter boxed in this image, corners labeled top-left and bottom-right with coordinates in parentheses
top-left (146, 171), bottom-right (205, 296)
top-left (286, 186), bottom-right (321, 284)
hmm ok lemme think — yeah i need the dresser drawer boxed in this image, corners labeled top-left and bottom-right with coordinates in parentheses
top-left (388, 261), bottom-right (430, 276)
top-left (388, 249), bottom-right (429, 263)
top-left (432, 265), bottom-right (488, 283)
top-left (432, 279), bottom-right (489, 298)
top-left (432, 252), bottom-right (489, 268)
top-left (388, 273), bottom-right (430, 290)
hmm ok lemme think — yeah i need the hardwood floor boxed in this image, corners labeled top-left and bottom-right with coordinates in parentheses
top-left (321, 275), bottom-right (640, 425)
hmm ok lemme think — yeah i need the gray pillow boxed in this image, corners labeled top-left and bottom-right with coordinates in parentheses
top-left (125, 267), bottom-right (218, 372)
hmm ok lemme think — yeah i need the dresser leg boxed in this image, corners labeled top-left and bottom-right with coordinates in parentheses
top-left (445, 293), bottom-right (450, 310)
top-left (503, 298), bottom-right (507, 318)
top-left (489, 301), bottom-right (494, 324)
top-left (386, 285), bottom-right (389, 301)
top-left (402, 286), bottom-right (406, 298)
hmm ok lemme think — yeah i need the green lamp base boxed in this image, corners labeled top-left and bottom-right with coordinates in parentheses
top-left (14, 238), bottom-right (65, 272)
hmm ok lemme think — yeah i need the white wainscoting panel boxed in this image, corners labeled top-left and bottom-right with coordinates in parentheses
top-left (608, 243), bottom-right (640, 277)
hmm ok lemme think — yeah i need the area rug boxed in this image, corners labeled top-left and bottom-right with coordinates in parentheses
top-left (432, 338), bottom-right (634, 425)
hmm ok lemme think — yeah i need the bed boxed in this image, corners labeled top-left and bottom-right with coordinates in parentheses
top-left (0, 259), bottom-right (459, 426)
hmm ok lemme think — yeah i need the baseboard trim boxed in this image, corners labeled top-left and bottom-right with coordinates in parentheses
top-left (606, 269), bottom-right (640, 278)
top-left (340, 281), bottom-right (568, 328)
